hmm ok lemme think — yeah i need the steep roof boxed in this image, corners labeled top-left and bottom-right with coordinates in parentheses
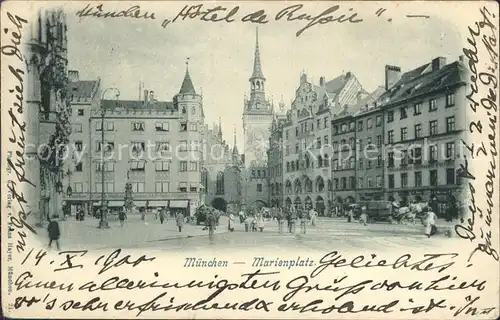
top-left (352, 86), bottom-right (386, 116)
top-left (179, 65), bottom-right (196, 94)
top-left (380, 60), bottom-right (466, 106)
top-left (68, 80), bottom-right (99, 99)
top-left (250, 27), bottom-right (265, 80)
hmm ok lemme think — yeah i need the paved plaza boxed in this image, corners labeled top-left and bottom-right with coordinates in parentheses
top-left (38, 214), bottom-right (456, 252)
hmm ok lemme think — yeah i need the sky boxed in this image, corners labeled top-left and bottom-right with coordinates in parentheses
top-left (62, 1), bottom-right (468, 149)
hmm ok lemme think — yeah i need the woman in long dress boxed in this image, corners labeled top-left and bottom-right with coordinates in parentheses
top-left (228, 212), bottom-right (235, 232)
top-left (424, 208), bottom-right (437, 238)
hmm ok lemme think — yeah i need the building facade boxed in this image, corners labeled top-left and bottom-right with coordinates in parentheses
top-left (283, 72), bottom-right (364, 215)
top-left (63, 64), bottom-right (213, 217)
top-left (268, 102), bottom-right (287, 208)
top-left (23, 8), bottom-right (70, 226)
top-left (242, 29), bottom-right (273, 209)
top-left (382, 57), bottom-right (466, 216)
top-left (62, 71), bottom-right (101, 214)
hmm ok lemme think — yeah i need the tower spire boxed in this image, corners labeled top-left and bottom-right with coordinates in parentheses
top-left (250, 27), bottom-right (265, 80)
top-left (179, 57), bottom-right (196, 94)
top-left (232, 126), bottom-right (239, 156)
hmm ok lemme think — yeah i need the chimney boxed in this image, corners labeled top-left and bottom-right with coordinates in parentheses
top-left (432, 57), bottom-right (447, 71)
top-left (319, 76), bottom-right (325, 86)
top-left (68, 70), bottom-right (79, 82)
top-left (144, 89), bottom-right (149, 103)
top-left (346, 71), bottom-right (352, 78)
top-left (149, 91), bottom-right (154, 102)
top-left (458, 55), bottom-right (465, 63)
top-left (384, 65), bottom-right (401, 90)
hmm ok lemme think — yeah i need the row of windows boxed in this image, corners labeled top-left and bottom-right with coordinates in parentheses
top-left (387, 142), bottom-right (455, 167)
top-left (284, 116), bottom-right (329, 139)
top-left (251, 169), bottom-right (267, 178)
top-left (387, 168), bottom-right (457, 188)
top-left (86, 140), bottom-right (200, 153)
top-left (333, 114), bottom-right (383, 136)
top-left (89, 160), bottom-right (198, 172)
top-left (72, 121), bottom-right (199, 133)
top-left (286, 154), bottom-right (330, 172)
top-left (70, 181), bottom-right (200, 193)
top-left (387, 117), bottom-right (456, 143)
top-left (387, 93), bottom-right (455, 122)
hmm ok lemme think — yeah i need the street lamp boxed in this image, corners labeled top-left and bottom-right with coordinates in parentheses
top-left (98, 87), bottom-right (120, 229)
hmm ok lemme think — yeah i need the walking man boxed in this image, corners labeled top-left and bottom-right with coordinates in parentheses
top-left (47, 215), bottom-right (60, 250)
top-left (207, 211), bottom-right (216, 238)
top-left (176, 211), bottom-right (184, 232)
top-left (299, 208), bottom-right (307, 234)
top-left (119, 208), bottom-right (126, 227)
top-left (277, 208), bottom-right (284, 233)
top-left (159, 209), bottom-right (165, 224)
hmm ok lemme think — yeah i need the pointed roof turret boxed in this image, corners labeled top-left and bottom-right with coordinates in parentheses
top-left (217, 117), bottom-right (223, 138)
top-left (179, 58), bottom-right (196, 94)
top-left (250, 27), bottom-right (265, 80)
top-left (232, 127), bottom-right (239, 155)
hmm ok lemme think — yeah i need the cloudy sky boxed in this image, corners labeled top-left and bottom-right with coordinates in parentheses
top-left (61, 1), bottom-right (469, 148)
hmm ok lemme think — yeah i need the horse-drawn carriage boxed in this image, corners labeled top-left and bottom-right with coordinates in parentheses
top-left (349, 200), bottom-right (428, 224)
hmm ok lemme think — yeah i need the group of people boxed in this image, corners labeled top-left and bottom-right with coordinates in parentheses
top-left (233, 206), bottom-right (318, 235)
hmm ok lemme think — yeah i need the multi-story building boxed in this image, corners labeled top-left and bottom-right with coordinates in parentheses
top-left (330, 109), bottom-right (357, 206)
top-left (63, 64), bottom-right (211, 217)
top-left (242, 29), bottom-right (273, 210)
top-left (22, 8), bottom-right (70, 226)
top-left (267, 101), bottom-right (287, 207)
top-left (382, 57), bottom-right (466, 216)
top-left (283, 71), bottom-right (364, 214)
top-left (351, 86), bottom-right (386, 201)
top-left (62, 71), bottom-right (101, 214)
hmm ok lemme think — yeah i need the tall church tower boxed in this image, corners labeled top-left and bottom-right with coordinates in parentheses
top-left (242, 28), bottom-right (273, 167)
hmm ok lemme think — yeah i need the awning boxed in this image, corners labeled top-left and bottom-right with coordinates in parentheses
top-left (169, 200), bottom-right (189, 208)
top-left (147, 200), bottom-right (169, 207)
top-left (93, 200), bottom-right (122, 207)
top-left (134, 200), bottom-right (147, 207)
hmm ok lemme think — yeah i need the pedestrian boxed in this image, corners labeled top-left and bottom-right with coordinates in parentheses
top-left (424, 207), bottom-right (438, 238)
top-left (118, 208), bottom-right (126, 227)
top-left (309, 207), bottom-right (318, 227)
top-left (47, 215), bottom-right (60, 250)
top-left (299, 209), bottom-right (307, 234)
top-left (286, 209), bottom-right (293, 233)
top-left (244, 214), bottom-right (251, 232)
top-left (429, 195), bottom-right (439, 217)
top-left (207, 211), bottom-right (216, 238)
top-left (176, 211), bottom-right (184, 232)
top-left (141, 208), bottom-right (146, 221)
top-left (228, 212), bottom-right (235, 232)
top-left (277, 208), bottom-right (284, 233)
top-left (359, 205), bottom-right (368, 226)
top-left (159, 209), bottom-right (165, 224)
top-left (257, 214), bottom-right (265, 232)
top-left (445, 194), bottom-right (456, 222)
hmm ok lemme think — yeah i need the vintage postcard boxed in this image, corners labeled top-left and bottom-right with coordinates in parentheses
top-left (1, 0), bottom-right (499, 318)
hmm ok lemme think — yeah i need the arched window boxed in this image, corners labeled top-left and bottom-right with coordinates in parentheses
top-left (285, 180), bottom-right (292, 194)
top-left (304, 177), bottom-right (313, 193)
top-left (295, 160), bottom-right (299, 171)
top-left (294, 197), bottom-right (302, 209)
top-left (286, 162), bottom-right (290, 172)
top-left (294, 179), bottom-right (302, 193)
top-left (305, 155), bottom-right (310, 168)
top-left (334, 178), bottom-right (339, 190)
top-left (327, 179), bottom-right (333, 191)
top-left (323, 154), bottom-right (329, 167)
top-left (285, 197), bottom-right (292, 207)
top-left (216, 171), bottom-right (224, 194)
top-left (316, 177), bottom-right (325, 192)
top-left (317, 155), bottom-right (323, 168)
top-left (291, 162), bottom-right (295, 171)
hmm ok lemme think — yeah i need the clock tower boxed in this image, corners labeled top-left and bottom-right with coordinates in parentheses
top-left (242, 28), bottom-right (273, 168)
